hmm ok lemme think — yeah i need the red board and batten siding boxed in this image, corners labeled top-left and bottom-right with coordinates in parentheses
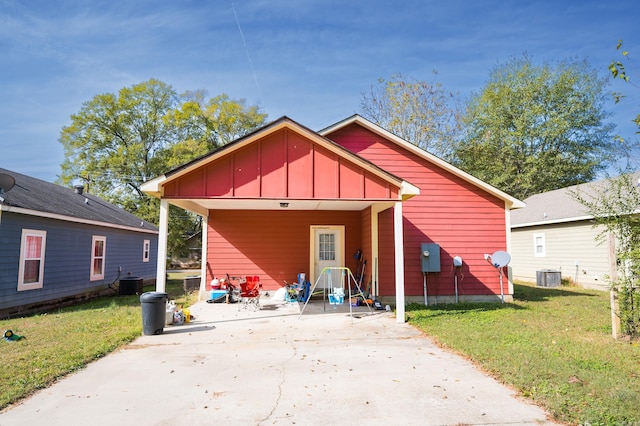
top-left (206, 210), bottom-right (362, 290)
top-left (326, 124), bottom-right (507, 297)
top-left (162, 128), bottom-right (397, 201)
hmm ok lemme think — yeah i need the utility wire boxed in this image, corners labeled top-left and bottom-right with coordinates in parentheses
top-left (231, 0), bottom-right (263, 105)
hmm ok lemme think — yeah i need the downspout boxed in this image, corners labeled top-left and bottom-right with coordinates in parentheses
top-left (155, 199), bottom-right (169, 293)
top-left (394, 201), bottom-right (405, 324)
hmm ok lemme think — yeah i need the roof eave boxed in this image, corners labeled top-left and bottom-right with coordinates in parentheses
top-left (142, 116), bottom-right (415, 200)
top-left (320, 115), bottom-right (525, 210)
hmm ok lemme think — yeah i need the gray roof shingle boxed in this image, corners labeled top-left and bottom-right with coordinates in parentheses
top-left (511, 172), bottom-right (640, 227)
top-left (0, 168), bottom-right (157, 232)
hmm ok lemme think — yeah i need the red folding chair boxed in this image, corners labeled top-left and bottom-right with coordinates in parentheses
top-left (239, 276), bottom-right (261, 311)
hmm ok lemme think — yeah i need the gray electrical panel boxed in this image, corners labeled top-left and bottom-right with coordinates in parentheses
top-left (420, 243), bottom-right (441, 272)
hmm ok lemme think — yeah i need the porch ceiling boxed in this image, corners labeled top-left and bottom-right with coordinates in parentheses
top-left (167, 197), bottom-right (395, 216)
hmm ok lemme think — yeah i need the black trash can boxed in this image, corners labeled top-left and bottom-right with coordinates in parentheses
top-left (140, 292), bottom-right (168, 335)
top-left (120, 276), bottom-right (143, 295)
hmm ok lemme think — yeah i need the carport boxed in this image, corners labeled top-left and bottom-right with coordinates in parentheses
top-left (141, 117), bottom-right (419, 323)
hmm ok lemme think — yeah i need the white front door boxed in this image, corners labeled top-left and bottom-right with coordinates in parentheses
top-left (310, 226), bottom-right (344, 290)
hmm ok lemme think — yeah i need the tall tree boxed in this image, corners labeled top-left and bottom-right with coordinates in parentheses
top-left (359, 72), bottom-right (462, 160)
top-left (453, 55), bottom-right (617, 200)
top-left (58, 79), bottom-right (267, 259)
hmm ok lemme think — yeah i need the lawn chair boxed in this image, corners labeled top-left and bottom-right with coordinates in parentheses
top-left (239, 276), bottom-right (261, 311)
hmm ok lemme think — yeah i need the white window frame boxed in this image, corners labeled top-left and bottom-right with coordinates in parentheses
top-left (90, 235), bottom-right (106, 281)
top-left (143, 239), bottom-right (150, 263)
top-left (533, 233), bottom-right (546, 257)
top-left (17, 229), bottom-right (47, 291)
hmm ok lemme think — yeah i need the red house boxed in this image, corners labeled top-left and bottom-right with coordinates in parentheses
top-left (142, 115), bottom-right (524, 323)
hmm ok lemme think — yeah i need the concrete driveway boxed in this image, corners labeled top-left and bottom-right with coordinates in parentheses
top-left (0, 296), bottom-right (558, 425)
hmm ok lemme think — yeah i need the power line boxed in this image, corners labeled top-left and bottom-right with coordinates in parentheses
top-left (231, 0), bottom-right (263, 105)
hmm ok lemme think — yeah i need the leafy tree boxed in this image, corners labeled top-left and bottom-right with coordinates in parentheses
top-left (609, 40), bottom-right (640, 149)
top-left (359, 72), bottom-right (462, 160)
top-left (571, 173), bottom-right (640, 338)
top-left (453, 55), bottom-right (618, 200)
top-left (58, 79), bottom-right (267, 260)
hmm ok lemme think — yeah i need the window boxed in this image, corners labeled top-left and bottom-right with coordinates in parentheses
top-left (17, 229), bottom-right (47, 291)
top-left (319, 233), bottom-right (336, 261)
top-left (91, 236), bottom-right (106, 281)
top-left (143, 239), bottom-right (150, 262)
top-left (533, 233), bottom-right (546, 257)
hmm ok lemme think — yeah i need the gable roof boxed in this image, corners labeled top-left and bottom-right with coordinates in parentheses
top-left (142, 116), bottom-right (420, 214)
top-left (0, 168), bottom-right (157, 234)
top-left (319, 114), bottom-right (526, 210)
top-left (510, 172), bottom-right (640, 228)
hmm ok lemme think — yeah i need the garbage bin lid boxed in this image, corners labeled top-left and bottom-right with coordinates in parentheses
top-left (140, 291), bottom-right (168, 302)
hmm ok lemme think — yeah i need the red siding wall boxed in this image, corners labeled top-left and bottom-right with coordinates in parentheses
top-left (206, 210), bottom-right (361, 290)
top-left (377, 207), bottom-right (396, 296)
top-left (163, 129), bottom-right (396, 201)
top-left (327, 124), bottom-right (508, 297)
top-left (358, 207), bottom-right (372, 293)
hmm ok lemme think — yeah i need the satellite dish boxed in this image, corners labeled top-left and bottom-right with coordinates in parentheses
top-left (491, 251), bottom-right (511, 268)
top-left (0, 173), bottom-right (16, 193)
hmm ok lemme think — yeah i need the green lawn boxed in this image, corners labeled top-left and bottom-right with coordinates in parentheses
top-left (0, 272), bottom-right (198, 410)
top-left (2, 278), bottom-right (638, 424)
top-left (406, 282), bottom-right (640, 425)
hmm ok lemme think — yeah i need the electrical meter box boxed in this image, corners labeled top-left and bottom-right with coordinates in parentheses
top-left (420, 243), bottom-right (441, 272)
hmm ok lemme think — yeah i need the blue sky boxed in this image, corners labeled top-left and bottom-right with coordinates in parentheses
top-left (1, 0), bottom-right (639, 182)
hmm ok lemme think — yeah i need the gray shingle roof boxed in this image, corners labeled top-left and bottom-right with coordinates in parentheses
top-left (511, 172), bottom-right (640, 227)
top-left (0, 168), bottom-right (157, 232)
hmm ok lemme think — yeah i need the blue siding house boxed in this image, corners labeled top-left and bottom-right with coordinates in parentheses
top-left (0, 168), bottom-right (158, 318)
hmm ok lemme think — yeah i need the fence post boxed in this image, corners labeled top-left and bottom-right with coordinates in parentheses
top-left (610, 287), bottom-right (620, 339)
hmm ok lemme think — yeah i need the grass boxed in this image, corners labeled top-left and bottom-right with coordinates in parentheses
top-left (406, 282), bottom-right (640, 425)
top-left (3, 278), bottom-right (639, 423)
top-left (0, 271), bottom-right (198, 410)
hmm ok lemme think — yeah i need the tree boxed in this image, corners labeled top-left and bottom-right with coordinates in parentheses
top-left (453, 55), bottom-right (618, 200)
top-left (58, 79), bottom-right (267, 260)
top-left (359, 72), bottom-right (462, 160)
top-left (570, 41), bottom-right (640, 339)
top-left (609, 39), bottom-right (640, 153)
top-left (571, 173), bottom-right (640, 338)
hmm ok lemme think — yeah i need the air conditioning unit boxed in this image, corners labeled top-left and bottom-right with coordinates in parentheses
top-left (536, 270), bottom-right (561, 287)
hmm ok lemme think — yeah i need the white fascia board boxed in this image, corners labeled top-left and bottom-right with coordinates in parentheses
top-left (140, 175), bottom-right (167, 198)
top-left (0, 205), bottom-right (158, 234)
top-left (511, 215), bottom-right (595, 228)
top-left (400, 181), bottom-right (420, 200)
top-left (321, 115), bottom-right (525, 209)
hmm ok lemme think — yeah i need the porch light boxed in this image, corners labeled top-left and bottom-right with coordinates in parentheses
top-left (280, 202), bottom-right (289, 208)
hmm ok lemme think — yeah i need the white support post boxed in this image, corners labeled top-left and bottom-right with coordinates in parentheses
top-left (155, 199), bottom-right (169, 293)
top-left (394, 202), bottom-right (405, 324)
top-left (504, 205), bottom-right (514, 296)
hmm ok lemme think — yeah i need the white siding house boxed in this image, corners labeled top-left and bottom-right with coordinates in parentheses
top-left (510, 180), bottom-right (618, 291)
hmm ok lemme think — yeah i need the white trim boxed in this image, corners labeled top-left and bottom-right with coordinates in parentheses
top-left (504, 205), bottom-right (514, 295)
top-left (511, 215), bottom-right (594, 228)
top-left (143, 239), bottom-right (150, 263)
top-left (533, 233), bottom-right (546, 257)
top-left (17, 229), bottom-right (47, 291)
top-left (155, 199), bottom-right (169, 292)
top-left (394, 202), bottom-right (405, 324)
top-left (309, 225), bottom-right (345, 286)
top-left (141, 118), bottom-right (419, 206)
top-left (320, 115), bottom-right (525, 209)
top-left (198, 214), bottom-right (209, 300)
top-left (0, 205), bottom-right (158, 235)
top-left (90, 235), bottom-right (106, 281)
